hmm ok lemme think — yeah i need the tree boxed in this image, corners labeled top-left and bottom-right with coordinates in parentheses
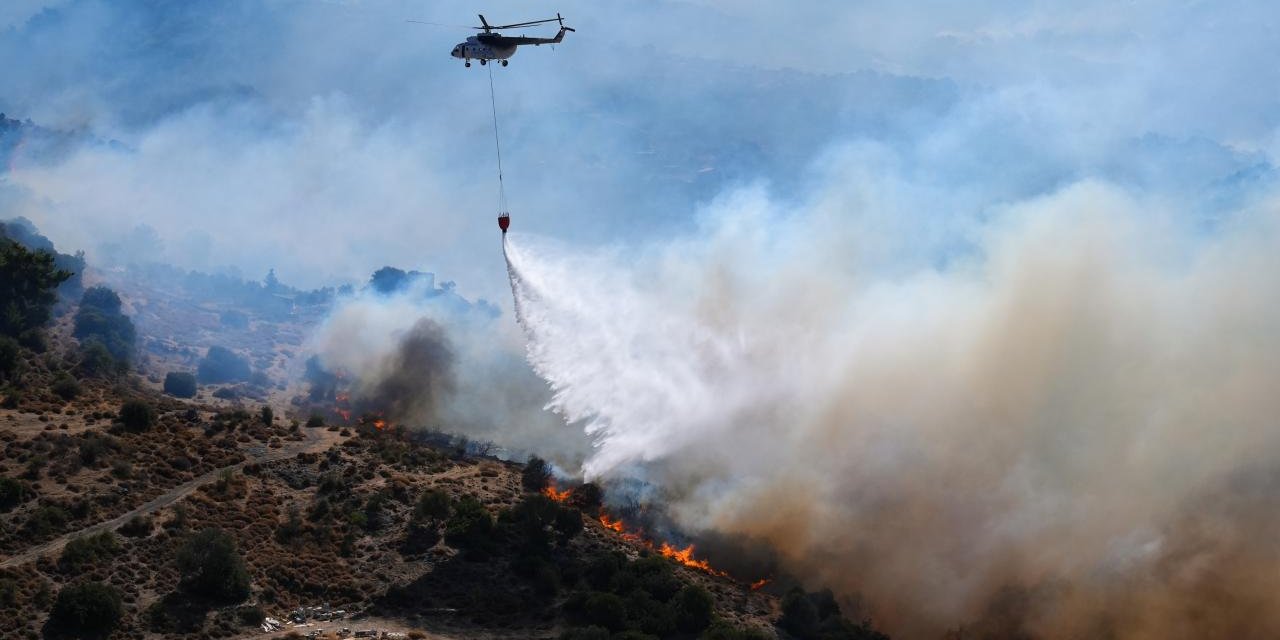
top-left (260, 405), bottom-right (274, 425)
top-left (673, 585), bottom-right (715, 633)
top-left (0, 335), bottom-right (18, 380)
top-left (780, 588), bottom-right (821, 639)
top-left (0, 238), bottom-right (71, 344)
top-left (51, 373), bottom-right (81, 400)
top-left (47, 582), bottom-right (123, 638)
top-left (522, 455), bottom-right (552, 492)
top-left (444, 495), bottom-right (494, 551)
top-left (59, 531), bottom-right (120, 570)
top-left (119, 400), bottom-right (156, 432)
top-left (73, 286), bottom-right (136, 364)
top-left (197, 346), bottom-right (252, 383)
top-left (163, 371), bottom-right (197, 398)
top-left (176, 528), bottom-right (251, 602)
top-left (414, 489), bottom-right (452, 523)
top-left (0, 476), bottom-right (33, 511)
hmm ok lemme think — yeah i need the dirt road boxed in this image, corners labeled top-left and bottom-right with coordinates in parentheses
top-left (0, 425), bottom-right (339, 569)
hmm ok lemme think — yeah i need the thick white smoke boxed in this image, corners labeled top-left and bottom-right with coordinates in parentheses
top-left (504, 179), bottom-right (1280, 638)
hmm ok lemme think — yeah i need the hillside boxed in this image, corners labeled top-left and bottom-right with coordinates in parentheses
top-left (0, 231), bottom-right (885, 640)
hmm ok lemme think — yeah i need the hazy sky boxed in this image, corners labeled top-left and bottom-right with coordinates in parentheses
top-left (3, 0), bottom-right (1276, 301)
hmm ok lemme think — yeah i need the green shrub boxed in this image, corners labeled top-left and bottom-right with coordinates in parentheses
top-left (780, 587), bottom-right (821, 639)
top-left (260, 405), bottom-right (273, 425)
top-left (163, 371), bottom-right (197, 398)
top-left (0, 238), bottom-right (71, 339)
top-left (59, 531), bottom-right (120, 570)
top-left (176, 528), bottom-right (250, 602)
top-left (673, 585), bottom-right (715, 633)
top-left (0, 477), bottom-right (33, 512)
top-left (522, 455), bottom-right (551, 491)
top-left (24, 504), bottom-right (69, 535)
top-left (119, 514), bottom-right (153, 538)
top-left (582, 592), bottom-right (628, 632)
top-left (444, 495), bottom-right (494, 552)
top-left (413, 489), bottom-right (451, 523)
top-left (119, 400), bottom-right (156, 432)
top-left (197, 346), bottom-right (251, 384)
top-left (237, 605), bottom-right (266, 626)
top-left (0, 335), bottom-right (19, 380)
top-left (51, 373), bottom-right (81, 400)
top-left (47, 582), bottom-right (122, 638)
top-left (559, 626), bottom-right (611, 640)
top-left (77, 339), bottom-right (120, 378)
top-left (305, 414), bottom-right (325, 428)
top-left (700, 622), bottom-right (773, 640)
top-left (73, 287), bottom-right (136, 365)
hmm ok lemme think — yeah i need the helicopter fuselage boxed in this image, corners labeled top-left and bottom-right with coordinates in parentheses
top-left (451, 36), bottom-right (517, 63)
top-left (449, 27), bottom-right (570, 67)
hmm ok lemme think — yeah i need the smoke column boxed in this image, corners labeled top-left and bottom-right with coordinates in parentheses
top-left (501, 182), bottom-right (1280, 638)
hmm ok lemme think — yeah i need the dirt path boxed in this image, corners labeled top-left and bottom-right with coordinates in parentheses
top-left (0, 426), bottom-right (340, 569)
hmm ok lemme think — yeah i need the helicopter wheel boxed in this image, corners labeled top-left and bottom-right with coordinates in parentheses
top-left (501, 60), bottom-right (508, 67)
top-left (480, 59), bottom-right (487, 66)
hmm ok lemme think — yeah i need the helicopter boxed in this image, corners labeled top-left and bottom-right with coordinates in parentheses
top-left (447, 14), bottom-right (574, 67)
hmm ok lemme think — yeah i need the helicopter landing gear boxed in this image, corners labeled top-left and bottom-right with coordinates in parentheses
top-left (501, 60), bottom-right (508, 67)
top-left (465, 61), bottom-right (471, 67)
top-left (480, 59), bottom-right (487, 66)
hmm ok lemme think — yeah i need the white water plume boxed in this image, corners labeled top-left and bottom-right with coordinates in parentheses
top-left (502, 181), bottom-right (1280, 638)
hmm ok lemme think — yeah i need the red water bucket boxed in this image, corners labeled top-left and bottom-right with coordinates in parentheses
top-left (498, 212), bottom-right (510, 232)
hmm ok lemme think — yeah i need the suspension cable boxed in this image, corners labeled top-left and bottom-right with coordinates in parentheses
top-left (488, 64), bottom-right (508, 214)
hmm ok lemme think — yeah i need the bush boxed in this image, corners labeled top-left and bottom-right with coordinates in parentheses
top-left (197, 346), bottom-right (252, 384)
top-left (260, 405), bottom-right (274, 425)
top-left (780, 588), bottom-right (821, 639)
top-left (0, 335), bottom-right (18, 380)
top-left (0, 238), bottom-right (71, 339)
top-left (237, 605), bottom-right (266, 626)
top-left (673, 585), bottom-right (715, 633)
top-left (24, 504), bottom-right (69, 535)
top-left (51, 373), bottom-right (81, 400)
top-left (413, 489), bottom-right (452, 523)
top-left (47, 582), bottom-right (123, 638)
top-left (582, 592), bottom-right (628, 632)
top-left (305, 414), bottom-right (325, 428)
top-left (119, 514), bottom-right (153, 537)
top-left (163, 371), bottom-right (197, 398)
top-left (119, 400), bottom-right (156, 432)
top-left (60, 531), bottom-right (120, 570)
top-left (522, 455), bottom-right (551, 491)
top-left (77, 339), bottom-right (121, 378)
top-left (700, 622), bottom-right (773, 640)
top-left (74, 287), bottom-right (136, 364)
top-left (444, 495), bottom-right (494, 551)
top-left (176, 528), bottom-right (251, 602)
top-left (0, 476), bottom-right (33, 511)
top-left (560, 627), bottom-right (611, 640)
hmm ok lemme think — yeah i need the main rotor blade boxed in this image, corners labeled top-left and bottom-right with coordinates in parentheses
top-left (405, 19), bottom-right (476, 28)
top-left (491, 17), bottom-right (562, 29)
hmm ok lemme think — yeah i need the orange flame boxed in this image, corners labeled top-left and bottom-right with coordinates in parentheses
top-left (750, 578), bottom-right (771, 591)
top-left (598, 514), bottom-right (626, 533)
top-left (659, 542), bottom-right (729, 578)
top-left (372, 419), bottom-right (387, 430)
top-left (543, 485), bottom-right (572, 503)
top-left (336, 408), bottom-right (351, 421)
